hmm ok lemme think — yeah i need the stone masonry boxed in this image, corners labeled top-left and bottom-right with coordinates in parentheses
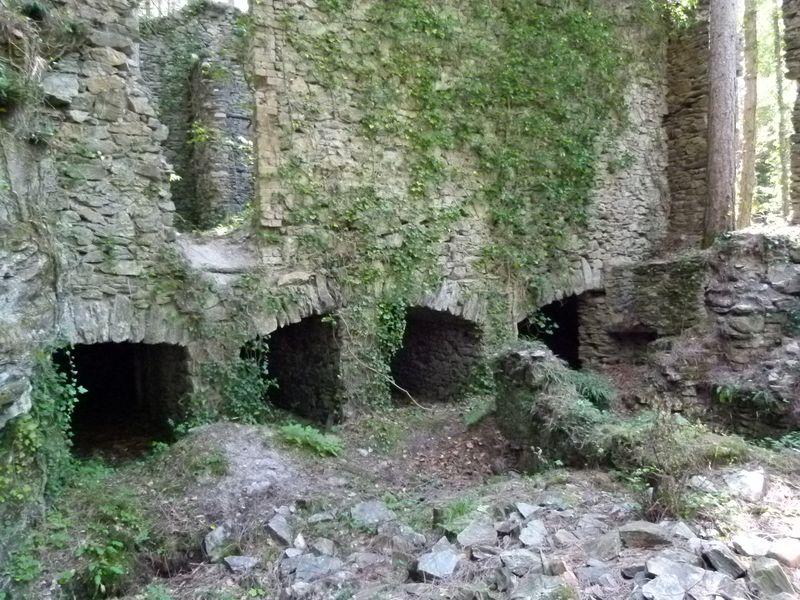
top-left (784, 0), bottom-right (800, 224)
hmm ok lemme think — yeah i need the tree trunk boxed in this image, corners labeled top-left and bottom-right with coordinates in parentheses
top-left (774, 0), bottom-right (791, 221)
top-left (705, 0), bottom-right (738, 246)
top-left (737, 0), bottom-right (758, 229)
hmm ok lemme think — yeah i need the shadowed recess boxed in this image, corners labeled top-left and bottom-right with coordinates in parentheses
top-left (56, 342), bottom-right (190, 459)
top-left (390, 307), bottom-right (482, 403)
top-left (261, 315), bottom-right (343, 424)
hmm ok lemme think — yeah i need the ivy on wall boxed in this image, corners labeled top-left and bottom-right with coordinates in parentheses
top-left (268, 0), bottom-right (660, 401)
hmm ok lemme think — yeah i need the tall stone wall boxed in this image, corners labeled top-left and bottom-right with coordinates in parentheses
top-left (785, 0), bottom-right (800, 224)
top-left (664, 2), bottom-right (710, 250)
top-left (140, 3), bottom-right (254, 229)
top-left (251, 0), bottom-right (673, 320)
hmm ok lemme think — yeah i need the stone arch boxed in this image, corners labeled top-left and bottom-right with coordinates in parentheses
top-left (390, 307), bottom-right (483, 403)
top-left (246, 314), bottom-right (342, 424)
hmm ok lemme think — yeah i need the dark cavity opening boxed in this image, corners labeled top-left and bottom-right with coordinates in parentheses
top-left (260, 316), bottom-right (342, 424)
top-left (391, 307), bottom-right (482, 403)
top-left (608, 328), bottom-right (658, 364)
top-left (58, 342), bottom-right (190, 459)
top-left (519, 295), bottom-right (581, 368)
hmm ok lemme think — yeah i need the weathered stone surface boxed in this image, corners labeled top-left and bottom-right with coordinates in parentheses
top-left (511, 574), bottom-right (577, 600)
top-left (724, 470), bottom-right (767, 502)
top-left (293, 555), bottom-right (344, 582)
top-left (519, 519), bottom-right (548, 548)
top-left (42, 73), bottom-right (79, 106)
top-left (584, 531), bottom-right (622, 561)
top-left (267, 514), bottom-right (293, 545)
top-left (500, 549), bottom-right (543, 577)
top-left (311, 538), bottom-right (335, 556)
top-left (416, 546), bottom-right (462, 580)
top-left (748, 557), bottom-right (795, 596)
top-left (224, 555), bottom-right (258, 574)
top-left (203, 524), bottom-right (232, 561)
top-left (767, 538), bottom-right (800, 568)
top-left (619, 522), bottom-right (672, 548)
top-left (457, 518), bottom-right (497, 548)
top-left (731, 533), bottom-right (771, 557)
top-left (702, 541), bottom-right (747, 578)
top-left (351, 501), bottom-right (396, 528)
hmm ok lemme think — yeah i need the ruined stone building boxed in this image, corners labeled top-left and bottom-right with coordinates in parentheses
top-left (0, 0), bottom-right (799, 453)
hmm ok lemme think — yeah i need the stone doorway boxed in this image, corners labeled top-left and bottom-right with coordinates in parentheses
top-left (390, 308), bottom-right (482, 403)
top-left (260, 316), bottom-right (342, 424)
top-left (60, 342), bottom-right (190, 458)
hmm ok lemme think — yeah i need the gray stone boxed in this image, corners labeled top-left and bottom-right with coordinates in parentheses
top-left (519, 519), bottom-right (548, 548)
top-left (416, 547), bottom-right (462, 580)
top-left (311, 538), bottom-right (336, 556)
top-left (350, 552), bottom-right (385, 568)
top-left (223, 555), bottom-right (258, 574)
top-left (457, 518), bottom-right (497, 548)
top-left (42, 73), bottom-right (79, 106)
top-left (307, 511), bottom-right (335, 524)
top-left (203, 524), bottom-right (232, 561)
top-left (511, 574), bottom-right (576, 600)
top-left (749, 557), bottom-right (795, 596)
top-left (350, 500), bottom-right (396, 528)
top-left (731, 533), bottom-right (771, 557)
top-left (584, 531), bottom-right (622, 561)
top-left (723, 469), bottom-right (767, 502)
top-left (293, 555), bottom-right (344, 582)
top-left (553, 529), bottom-right (580, 548)
top-left (516, 501), bottom-right (539, 519)
top-left (702, 541), bottom-right (747, 578)
top-left (768, 538), bottom-right (800, 568)
top-left (618, 521), bottom-right (672, 548)
top-left (688, 475), bottom-right (718, 493)
top-left (500, 548), bottom-right (543, 576)
top-left (267, 514), bottom-right (293, 545)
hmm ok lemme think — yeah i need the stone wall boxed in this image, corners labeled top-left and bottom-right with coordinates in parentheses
top-left (664, 2), bottom-right (710, 250)
top-left (251, 0), bottom-right (675, 318)
top-left (785, 0), bottom-right (800, 224)
top-left (140, 3), bottom-right (254, 229)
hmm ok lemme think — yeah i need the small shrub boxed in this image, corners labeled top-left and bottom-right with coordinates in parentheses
top-left (0, 62), bottom-right (28, 112)
top-left (279, 423), bottom-right (343, 457)
top-left (568, 370), bottom-right (616, 410)
top-left (433, 497), bottom-right (478, 534)
top-left (19, 1), bottom-right (47, 21)
top-left (144, 583), bottom-right (174, 600)
top-left (79, 540), bottom-right (128, 598)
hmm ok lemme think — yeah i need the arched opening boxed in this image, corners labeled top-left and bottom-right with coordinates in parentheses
top-left (390, 308), bottom-right (482, 403)
top-left (519, 295), bottom-right (581, 368)
top-left (255, 316), bottom-right (342, 424)
top-left (58, 342), bottom-right (190, 458)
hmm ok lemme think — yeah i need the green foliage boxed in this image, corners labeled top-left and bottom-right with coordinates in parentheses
top-left (79, 540), bottom-right (128, 598)
top-left (0, 350), bottom-right (83, 506)
top-left (144, 584), bottom-right (174, 600)
top-left (19, 1), bottom-right (47, 21)
top-left (187, 121), bottom-right (216, 146)
top-left (568, 370), bottom-right (616, 410)
top-left (279, 423), bottom-right (344, 457)
top-left (4, 541), bottom-right (42, 584)
top-left (178, 354), bottom-right (276, 433)
top-left (765, 431), bottom-right (800, 452)
top-left (0, 62), bottom-right (29, 112)
top-left (433, 496), bottom-right (478, 534)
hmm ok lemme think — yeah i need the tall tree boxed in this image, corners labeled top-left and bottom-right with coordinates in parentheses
top-left (774, 0), bottom-right (792, 220)
top-left (737, 0), bottom-right (758, 229)
top-left (705, 0), bottom-right (738, 246)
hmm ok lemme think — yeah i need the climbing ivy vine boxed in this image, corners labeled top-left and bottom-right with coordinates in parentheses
top-left (270, 0), bottom-right (653, 401)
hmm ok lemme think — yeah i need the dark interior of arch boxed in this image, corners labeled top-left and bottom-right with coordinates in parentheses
top-left (390, 307), bottom-right (482, 403)
top-left (519, 295), bottom-right (581, 368)
top-left (56, 342), bottom-right (190, 459)
top-left (258, 316), bottom-right (342, 424)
